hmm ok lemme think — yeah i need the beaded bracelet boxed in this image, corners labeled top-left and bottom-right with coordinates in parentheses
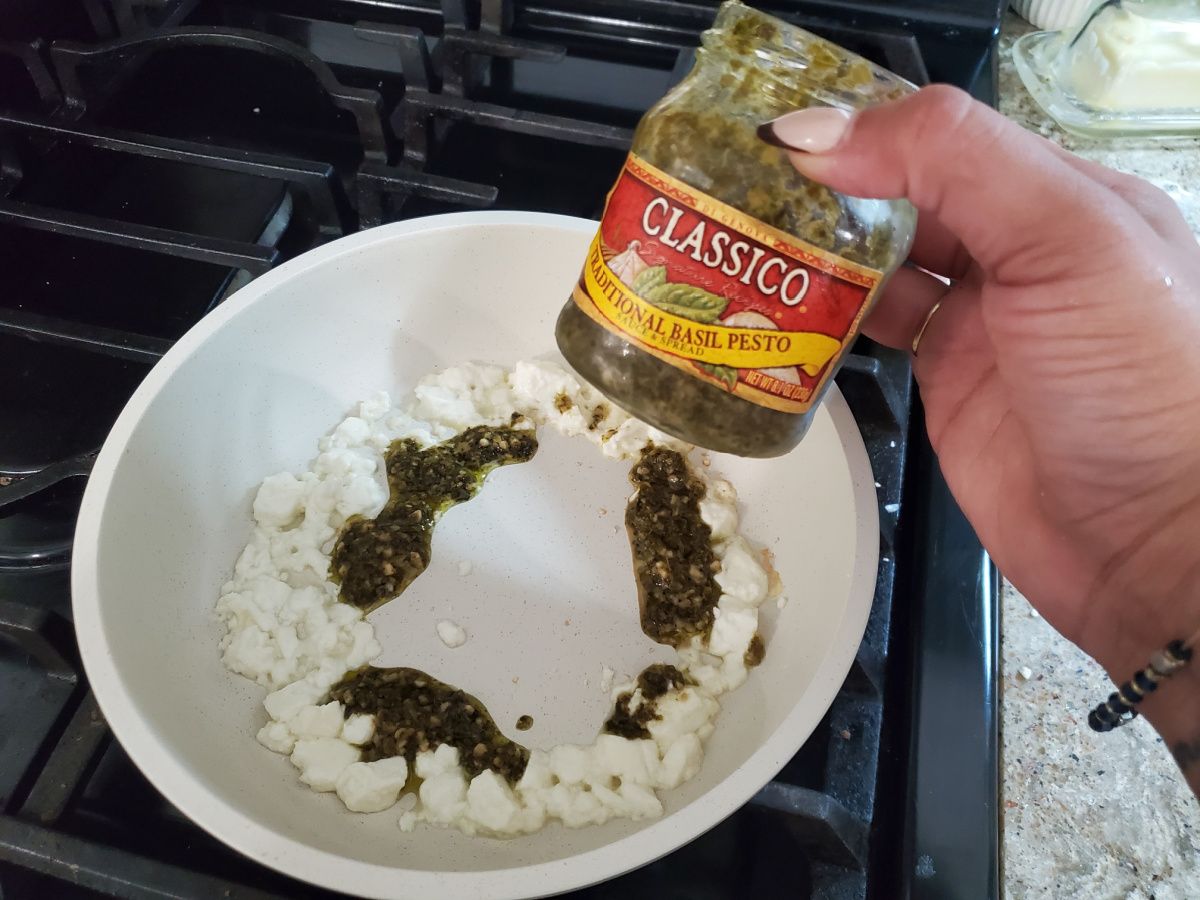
top-left (1088, 629), bottom-right (1200, 732)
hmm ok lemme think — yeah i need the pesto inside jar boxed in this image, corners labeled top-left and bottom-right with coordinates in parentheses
top-left (556, 0), bottom-right (917, 457)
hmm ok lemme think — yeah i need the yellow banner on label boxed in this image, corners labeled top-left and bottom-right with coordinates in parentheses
top-left (582, 239), bottom-right (842, 374)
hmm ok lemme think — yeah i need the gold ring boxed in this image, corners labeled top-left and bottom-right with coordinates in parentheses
top-left (911, 301), bottom-right (943, 357)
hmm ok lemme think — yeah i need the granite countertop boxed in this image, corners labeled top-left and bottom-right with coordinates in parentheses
top-left (996, 13), bottom-right (1200, 899)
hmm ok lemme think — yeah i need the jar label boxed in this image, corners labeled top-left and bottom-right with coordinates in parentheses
top-left (571, 153), bottom-right (885, 414)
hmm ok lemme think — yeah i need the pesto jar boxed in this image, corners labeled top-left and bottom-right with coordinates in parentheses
top-left (555, 0), bottom-right (918, 457)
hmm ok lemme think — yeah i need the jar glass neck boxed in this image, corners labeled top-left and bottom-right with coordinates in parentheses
top-left (694, 1), bottom-right (913, 111)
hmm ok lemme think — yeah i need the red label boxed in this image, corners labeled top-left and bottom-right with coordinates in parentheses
top-left (572, 154), bottom-right (884, 413)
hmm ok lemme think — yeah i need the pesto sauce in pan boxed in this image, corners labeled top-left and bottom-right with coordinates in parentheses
top-left (330, 666), bottom-right (531, 783)
top-left (330, 421), bottom-right (537, 613)
top-left (744, 632), bottom-right (765, 668)
top-left (604, 663), bottom-right (690, 740)
top-left (326, 434), bottom-right (755, 782)
top-left (625, 446), bottom-right (722, 647)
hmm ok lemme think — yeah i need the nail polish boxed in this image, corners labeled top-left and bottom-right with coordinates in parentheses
top-left (757, 108), bottom-right (853, 153)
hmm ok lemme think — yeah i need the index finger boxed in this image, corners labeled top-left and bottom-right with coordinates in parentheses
top-left (776, 85), bottom-right (1141, 285)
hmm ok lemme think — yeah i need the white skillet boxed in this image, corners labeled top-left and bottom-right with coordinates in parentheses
top-left (72, 212), bottom-right (878, 899)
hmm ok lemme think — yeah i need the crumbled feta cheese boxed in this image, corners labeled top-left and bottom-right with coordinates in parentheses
top-left (336, 757), bottom-right (409, 813)
top-left (256, 721), bottom-right (296, 754)
top-left (289, 701), bottom-right (345, 739)
top-left (358, 392), bottom-right (391, 423)
top-left (217, 360), bottom-right (777, 836)
top-left (714, 537), bottom-right (769, 608)
top-left (252, 472), bottom-right (307, 528)
top-left (708, 607), bottom-right (758, 660)
top-left (466, 770), bottom-right (523, 833)
top-left (341, 713), bottom-right (375, 745)
top-left (262, 679), bottom-right (327, 722)
top-left (290, 738), bottom-right (361, 792)
top-left (436, 619), bottom-right (468, 649)
top-left (698, 478), bottom-right (739, 543)
top-left (657, 733), bottom-right (704, 790)
top-left (647, 689), bottom-right (721, 754)
top-left (416, 746), bottom-right (469, 825)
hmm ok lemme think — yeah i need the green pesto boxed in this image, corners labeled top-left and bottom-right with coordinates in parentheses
top-left (330, 666), bottom-right (530, 783)
top-left (626, 446), bottom-right (722, 647)
top-left (330, 422), bottom-right (537, 612)
top-left (603, 663), bottom-right (691, 740)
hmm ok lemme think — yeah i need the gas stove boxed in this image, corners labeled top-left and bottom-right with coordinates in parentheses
top-left (0, 1), bottom-right (1002, 897)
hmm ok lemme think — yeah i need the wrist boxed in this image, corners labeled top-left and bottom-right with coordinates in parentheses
top-left (1071, 492), bottom-right (1200, 690)
top-left (1133, 659), bottom-right (1200, 794)
top-left (1072, 526), bottom-right (1200, 790)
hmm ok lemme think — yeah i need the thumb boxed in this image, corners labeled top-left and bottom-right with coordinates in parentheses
top-left (761, 85), bottom-right (1134, 284)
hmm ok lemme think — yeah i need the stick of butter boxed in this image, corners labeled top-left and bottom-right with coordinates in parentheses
top-left (1069, 3), bottom-right (1200, 110)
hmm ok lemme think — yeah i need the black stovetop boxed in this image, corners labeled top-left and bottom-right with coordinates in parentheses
top-left (0, 2), bottom-right (1001, 898)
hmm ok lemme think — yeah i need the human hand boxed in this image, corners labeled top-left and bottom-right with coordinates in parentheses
top-left (762, 86), bottom-right (1200, 784)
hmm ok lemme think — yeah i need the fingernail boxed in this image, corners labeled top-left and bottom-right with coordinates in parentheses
top-left (757, 108), bottom-right (854, 154)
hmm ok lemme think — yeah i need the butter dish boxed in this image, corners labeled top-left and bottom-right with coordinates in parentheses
top-left (1013, 0), bottom-right (1200, 137)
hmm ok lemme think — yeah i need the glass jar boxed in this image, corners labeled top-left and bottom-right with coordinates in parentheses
top-left (555, 0), bottom-right (918, 457)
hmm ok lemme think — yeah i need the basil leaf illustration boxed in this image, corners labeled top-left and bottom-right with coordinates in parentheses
top-left (642, 283), bottom-right (729, 323)
top-left (695, 361), bottom-right (739, 391)
top-left (632, 265), bottom-right (667, 295)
